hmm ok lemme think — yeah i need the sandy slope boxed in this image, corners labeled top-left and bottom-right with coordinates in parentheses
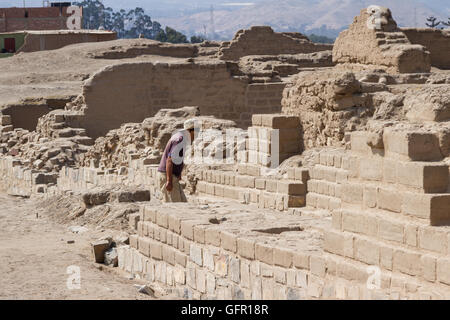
top-left (0, 193), bottom-right (159, 300)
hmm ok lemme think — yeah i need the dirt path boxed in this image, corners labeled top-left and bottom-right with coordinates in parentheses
top-left (0, 193), bottom-right (155, 300)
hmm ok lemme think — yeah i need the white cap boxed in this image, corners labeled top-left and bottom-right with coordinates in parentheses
top-left (184, 119), bottom-right (196, 131)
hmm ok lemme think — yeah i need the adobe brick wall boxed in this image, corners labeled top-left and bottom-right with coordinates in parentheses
top-left (402, 28), bottom-right (450, 69)
top-left (17, 31), bottom-right (117, 53)
top-left (79, 61), bottom-right (286, 139)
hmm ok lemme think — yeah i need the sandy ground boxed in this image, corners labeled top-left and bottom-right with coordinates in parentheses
top-left (0, 39), bottom-right (187, 106)
top-left (0, 192), bottom-right (161, 300)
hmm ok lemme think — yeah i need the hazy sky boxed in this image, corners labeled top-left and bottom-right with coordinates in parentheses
top-left (2, 0), bottom-right (449, 18)
top-left (3, 0), bottom-right (449, 10)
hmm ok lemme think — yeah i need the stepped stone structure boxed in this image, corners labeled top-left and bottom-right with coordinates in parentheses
top-left (218, 26), bottom-right (332, 61)
top-left (0, 5), bottom-right (450, 300)
top-left (333, 7), bottom-right (431, 73)
top-left (402, 28), bottom-right (450, 70)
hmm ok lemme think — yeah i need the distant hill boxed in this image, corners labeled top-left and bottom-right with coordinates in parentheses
top-left (157, 0), bottom-right (447, 40)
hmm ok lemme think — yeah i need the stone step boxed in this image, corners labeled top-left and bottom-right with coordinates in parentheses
top-left (324, 228), bottom-right (450, 286)
top-left (323, 251), bottom-right (450, 300)
top-left (333, 207), bottom-right (450, 255)
top-left (306, 192), bottom-right (341, 211)
top-left (71, 135), bottom-right (94, 146)
top-left (56, 127), bottom-right (87, 138)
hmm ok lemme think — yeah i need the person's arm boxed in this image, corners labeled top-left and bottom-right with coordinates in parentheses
top-left (166, 156), bottom-right (173, 192)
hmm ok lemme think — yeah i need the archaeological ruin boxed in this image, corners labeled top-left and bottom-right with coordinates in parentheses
top-left (1, 6), bottom-right (450, 300)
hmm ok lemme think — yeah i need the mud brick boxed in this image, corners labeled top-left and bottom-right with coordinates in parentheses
top-left (323, 229), bottom-right (353, 258)
top-left (150, 240), bottom-right (162, 260)
top-left (236, 175), bottom-right (255, 188)
top-left (167, 215), bottom-right (181, 234)
top-left (421, 254), bottom-right (437, 282)
top-left (354, 237), bottom-right (379, 265)
top-left (190, 243), bottom-right (203, 266)
top-left (156, 210), bottom-right (169, 228)
top-left (220, 231), bottom-right (237, 253)
top-left (397, 162), bottom-right (448, 193)
top-left (437, 258), bottom-right (450, 285)
top-left (129, 234), bottom-right (138, 249)
top-left (255, 178), bottom-right (266, 190)
top-left (378, 187), bottom-right (402, 213)
top-left (138, 237), bottom-right (151, 257)
top-left (175, 251), bottom-right (187, 267)
top-left (128, 213), bottom-right (140, 230)
top-left (341, 182), bottom-right (363, 204)
top-left (277, 181), bottom-right (306, 195)
top-left (418, 226), bottom-right (448, 254)
top-left (193, 225), bottom-right (206, 244)
top-left (265, 180), bottom-right (278, 192)
top-left (251, 114), bottom-right (262, 126)
top-left (284, 195), bottom-right (305, 208)
top-left (144, 221), bottom-right (153, 238)
top-left (294, 168), bottom-right (309, 182)
top-left (143, 206), bottom-right (156, 222)
top-left (405, 224), bottom-right (418, 247)
top-left (273, 247), bottom-right (293, 268)
top-left (255, 243), bottom-right (274, 265)
top-left (393, 248), bottom-right (421, 276)
top-left (310, 255), bottom-right (326, 278)
top-left (383, 130), bottom-right (442, 161)
top-left (205, 227), bottom-right (221, 246)
top-left (359, 156), bottom-right (383, 181)
top-left (237, 237), bottom-right (255, 260)
top-left (402, 193), bottom-right (450, 225)
top-left (378, 218), bottom-right (404, 243)
top-left (180, 220), bottom-right (196, 240)
top-left (159, 228), bottom-right (167, 243)
top-left (380, 245), bottom-right (394, 271)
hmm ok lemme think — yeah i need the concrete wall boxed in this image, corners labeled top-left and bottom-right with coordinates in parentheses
top-left (402, 28), bottom-right (450, 69)
top-left (18, 31), bottom-right (117, 53)
top-left (80, 61), bottom-right (285, 138)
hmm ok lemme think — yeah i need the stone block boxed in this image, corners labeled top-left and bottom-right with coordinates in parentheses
top-left (418, 226), bottom-right (448, 254)
top-left (378, 187), bottom-right (402, 213)
top-left (138, 237), bottom-right (151, 257)
top-left (237, 237), bottom-right (255, 260)
top-left (255, 243), bottom-right (274, 265)
top-left (354, 237), bottom-right (379, 265)
top-left (437, 258), bottom-right (450, 285)
top-left (220, 231), bottom-right (237, 253)
top-left (190, 243), bottom-right (203, 266)
top-left (402, 193), bottom-right (450, 225)
top-left (273, 247), bottom-right (293, 268)
top-left (397, 162), bottom-right (448, 193)
top-left (205, 227), bottom-right (221, 246)
top-left (162, 245), bottom-right (175, 265)
top-left (277, 181), bottom-right (306, 195)
top-left (383, 130), bottom-right (442, 161)
top-left (421, 254), bottom-right (437, 282)
top-left (393, 249), bottom-right (421, 276)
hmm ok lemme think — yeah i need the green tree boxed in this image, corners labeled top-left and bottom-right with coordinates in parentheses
top-left (442, 18), bottom-right (450, 27)
top-left (307, 34), bottom-right (335, 44)
top-left (190, 35), bottom-right (206, 43)
top-left (426, 16), bottom-right (441, 28)
top-left (156, 27), bottom-right (188, 44)
top-left (73, 0), bottom-right (174, 41)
